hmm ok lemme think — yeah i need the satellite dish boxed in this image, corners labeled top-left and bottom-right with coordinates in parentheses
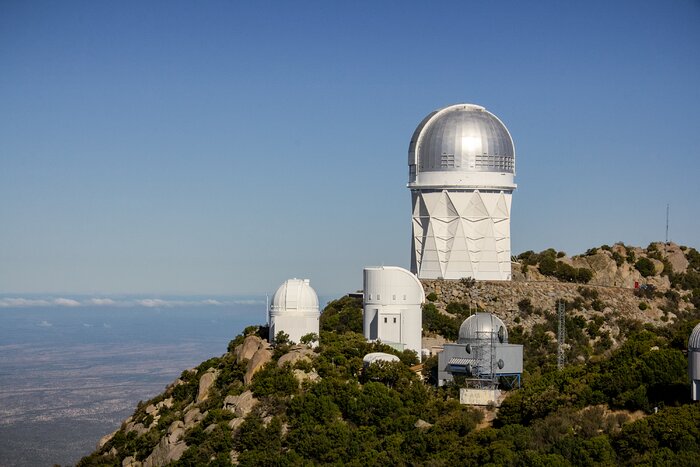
top-left (498, 326), bottom-right (505, 343)
top-left (465, 344), bottom-right (471, 354)
top-left (497, 359), bottom-right (505, 369)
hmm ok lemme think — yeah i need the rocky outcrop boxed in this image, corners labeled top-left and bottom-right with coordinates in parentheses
top-left (244, 347), bottom-right (273, 385)
top-left (293, 369), bottom-right (320, 384)
top-left (235, 335), bottom-right (264, 363)
top-left (139, 420), bottom-right (189, 467)
top-left (96, 430), bottom-right (117, 450)
top-left (183, 407), bottom-right (206, 428)
top-left (196, 368), bottom-right (219, 403)
top-left (142, 437), bottom-right (187, 467)
top-left (665, 243), bottom-right (689, 273)
top-left (223, 390), bottom-right (258, 418)
top-left (414, 419), bottom-right (433, 430)
top-left (277, 346), bottom-right (315, 367)
top-left (122, 456), bottom-right (141, 467)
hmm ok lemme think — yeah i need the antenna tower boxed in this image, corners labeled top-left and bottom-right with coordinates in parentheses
top-left (665, 204), bottom-right (669, 244)
top-left (557, 300), bottom-right (566, 370)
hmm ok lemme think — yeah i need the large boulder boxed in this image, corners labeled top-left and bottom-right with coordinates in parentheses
top-left (650, 258), bottom-right (665, 275)
top-left (235, 335), bottom-right (264, 363)
top-left (244, 348), bottom-right (273, 385)
top-left (122, 456), bottom-right (141, 467)
top-left (196, 368), bottom-right (219, 403)
top-left (167, 420), bottom-right (185, 444)
top-left (97, 430), bottom-right (117, 450)
top-left (277, 346), bottom-right (315, 368)
top-left (142, 436), bottom-right (187, 467)
top-left (124, 421), bottom-right (148, 436)
top-left (665, 243), bottom-right (689, 273)
top-left (183, 407), bottom-right (206, 428)
top-left (223, 390), bottom-right (258, 417)
top-left (293, 369), bottom-right (319, 384)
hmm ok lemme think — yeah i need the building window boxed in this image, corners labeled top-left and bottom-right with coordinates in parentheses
top-left (392, 294), bottom-right (396, 300)
top-left (377, 294), bottom-right (380, 300)
top-left (368, 294), bottom-right (372, 300)
top-left (393, 317), bottom-right (397, 323)
top-left (403, 294), bottom-right (406, 300)
top-left (384, 317), bottom-right (387, 323)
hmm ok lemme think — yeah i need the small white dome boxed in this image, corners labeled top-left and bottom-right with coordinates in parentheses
top-left (689, 323), bottom-right (700, 351)
top-left (363, 352), bottom-right (400, 365)
top-left (270, 278), bottom-right (319, 316)
top-left (458, 312), bottom-right (508, 343)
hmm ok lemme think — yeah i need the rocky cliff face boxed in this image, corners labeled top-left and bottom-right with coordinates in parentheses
top-left (81, 335), bottom-right (321, 467)
top-left (421, 242), bottom-right (699, 355)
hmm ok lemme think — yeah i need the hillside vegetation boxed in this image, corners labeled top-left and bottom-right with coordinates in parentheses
top-left (77, 243), bottom-right (700, 467)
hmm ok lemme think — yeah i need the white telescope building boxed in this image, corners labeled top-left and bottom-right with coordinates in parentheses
top-left (408, 104), bottom-right (517, 280)
top-left (690, 322), bottom-right (700, 401)
top-left (269, 278), bottom-right (320, 346)
top-left (363, 266), bottom-right (425, 359)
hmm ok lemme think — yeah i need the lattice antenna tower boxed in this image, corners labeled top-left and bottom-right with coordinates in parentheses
top-left (557, 300), bottom-right (567, 370)
top-left (474, 319), bottom-right (497, 389)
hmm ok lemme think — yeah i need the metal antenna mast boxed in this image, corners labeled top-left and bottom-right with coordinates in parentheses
top-left (557, 300), bottom-right (566, 370)
top-left (666, 204), bottom-right (669, 244)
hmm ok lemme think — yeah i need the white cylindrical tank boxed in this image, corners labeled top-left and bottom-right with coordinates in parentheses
top-left (408, 104), bottom-right (516, 281)
top-left (269, 278), bottom-right (320, 346)
top-left (689, 322), bottom-right (700, 401)
top-left (363, 266), bottom-right (425, 359)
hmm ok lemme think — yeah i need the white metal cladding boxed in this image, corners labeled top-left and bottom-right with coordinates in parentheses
top-left (690, 323), bottom-right (700, 400)
top-left (408, 104), bottom-right (515, 176)
top-left (408, 104), bottom-right (516, 281)
top-left (269, 278), bottom-right (320, 346)
top-left (458, 312), bottom-right (508, 343)
top-left (689, 323), bottom-right (700, 350)
top-left (410, 189), bottom-right (512, 280)
top-left (363, 266), bottom-right (425, 360)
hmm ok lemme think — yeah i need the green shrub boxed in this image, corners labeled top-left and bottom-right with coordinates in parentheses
top-left (426, 292), bottom-right (438, 302)
top-left (635, 258), bottom-right (656, 277)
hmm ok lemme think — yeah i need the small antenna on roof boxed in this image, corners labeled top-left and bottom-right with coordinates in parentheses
top-left (665, 204), bottom-right (670, 244)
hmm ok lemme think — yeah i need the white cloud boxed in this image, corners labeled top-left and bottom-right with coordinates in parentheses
top-left (0, 298), bottom-right (51, 307)
top-left (88, 298), bottom-right (116, 306)
top-left (38, 320), bottom-right (52, 327)
top-left (137, 298), bottom-right (171, 308)
top-left (202, 299), bottom-right (223, 305)
top-left (53, 298), bottom-right (81, 307)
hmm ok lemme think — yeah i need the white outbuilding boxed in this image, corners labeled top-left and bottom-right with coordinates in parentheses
top-left (438, 312), bottom-right (523, 388)
top-left (363, 266), bottom-right (425, 359)
top-left (689, 322), bottom-right (700, 401)
top-left (269, 278), bottom-right (320, 346)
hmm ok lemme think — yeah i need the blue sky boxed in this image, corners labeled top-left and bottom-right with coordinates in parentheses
top-left (1, 0), bottom-right (699, 297)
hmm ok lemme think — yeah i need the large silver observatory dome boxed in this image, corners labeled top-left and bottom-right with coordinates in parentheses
top-left (458, 312), bottom-right (508, 344)
top-left (408, 104), bottom-right (514, 176)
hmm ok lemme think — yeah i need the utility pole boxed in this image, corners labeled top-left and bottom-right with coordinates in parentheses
top-left (557, 300), bottom-right (566, 370)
